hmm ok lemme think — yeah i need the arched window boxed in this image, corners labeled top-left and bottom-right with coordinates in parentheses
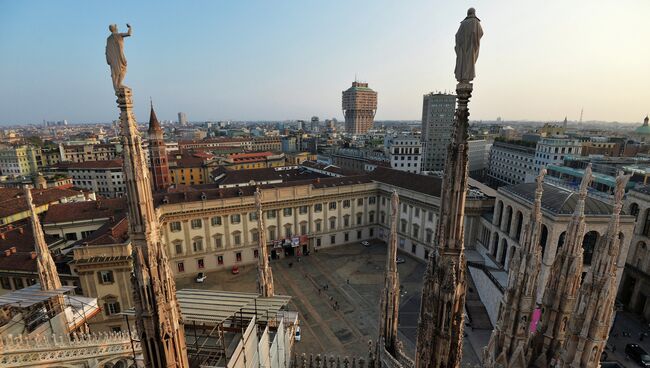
top-left (494, 201), bottom-right (503, 226)
top-left (499, 238), bottom-right (508, 265)
top-left (268, 226), bottom-right (277, 241)
top-left (492, 233), bottom-right (500, 258)
top-left (515, 211), bottom-right (524, 241)
top-left (582, 231), bottom-right (599, 265)
top-left (284, 224), bottom-right (292, 238)
top-left (504, 206), bottom-right (513, 233)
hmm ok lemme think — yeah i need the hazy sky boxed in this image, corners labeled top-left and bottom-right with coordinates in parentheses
top-left (1, 0), bottom-right (649, 125)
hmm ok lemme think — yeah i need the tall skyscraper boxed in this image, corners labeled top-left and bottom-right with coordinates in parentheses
top-left (178, 112), bottom-right (188, 126)
top-left (342, 81), bottom-right (377, 134)
top-left (421, 93), bottom-right (455, 172)
top-left (148, 103), bottom-right (171, 190)
top-left (310, 116), bottom-right (320, 133)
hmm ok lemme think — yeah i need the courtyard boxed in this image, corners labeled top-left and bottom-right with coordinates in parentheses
top-left (175, 240), bottom-right (488, 366)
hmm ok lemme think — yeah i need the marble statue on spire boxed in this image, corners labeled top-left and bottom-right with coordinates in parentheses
top-left (106, 24), bottom-right (132, 91)
top-left (454, 8), bottom-right (483, 83)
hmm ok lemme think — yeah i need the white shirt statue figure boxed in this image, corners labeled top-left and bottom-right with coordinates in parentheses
top-left (106, 24), bottom-right (132, 91)
top-left (454, 8), bottom-right (483, 83)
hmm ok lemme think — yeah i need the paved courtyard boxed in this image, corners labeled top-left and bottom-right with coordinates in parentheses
top-left (175, 240), bottom-right (487, 366)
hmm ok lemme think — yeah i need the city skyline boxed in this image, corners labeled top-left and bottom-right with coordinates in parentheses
top-left (1, 0), bottom-right (649, 125)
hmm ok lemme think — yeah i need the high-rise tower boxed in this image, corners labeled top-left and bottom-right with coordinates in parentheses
top-left (483, 167), bottom-right (546, 367)
top-left (378, 190), bottom-right (401, 356)
top-left (342, 81), bottom-right (377, 134)
top-left (255, 188), bottom-right (274, 297)
top-left (116, 87), bottom-right (189, 368)
top-left (421, 93), bottom-right (456, 172)
top-left (559, 172), bottom-right (630, 367)
top-left (531, 164), bottom-right (593, 367)
top-left (148, 102), bottom-right (171, 190)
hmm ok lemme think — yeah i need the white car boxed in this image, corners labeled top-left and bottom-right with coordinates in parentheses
top-left (295, 326), bottom-right (301, 342)
top-left (196, 272), bottom-right (207, 283)
top-left (361, 241), bottom-right (370, 247)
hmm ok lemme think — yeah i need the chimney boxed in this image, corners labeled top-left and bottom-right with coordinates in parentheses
top-left (10, 247), bottom-right (16, 254)
top-left (30, 251), bottom-right (37, 259)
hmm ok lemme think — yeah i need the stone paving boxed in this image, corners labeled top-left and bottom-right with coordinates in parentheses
top-left (175, 240), bottom-right (488, 366)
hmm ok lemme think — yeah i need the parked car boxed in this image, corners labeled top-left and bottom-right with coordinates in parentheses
top-left (195, 272), bottom-right (207, 283)
top-left (231, 265), bottom-right (240, 275)
top-left (295, 326), bottom-right (301, 342)
top-left (396, 257), bottom-right (405, 264)
top-left (361, 241), bottom-right (370, 247)
top-left (625, 343), bottom-right (650, 367)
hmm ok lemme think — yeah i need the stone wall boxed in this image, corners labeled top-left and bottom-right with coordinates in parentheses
top-left (468, 266), bottom-right (503, 326)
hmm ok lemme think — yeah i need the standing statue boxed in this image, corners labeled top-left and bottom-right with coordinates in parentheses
top-left (454, 8), bottom-right (483, 83)
top-left (106, 24), bottom-right (132, 91)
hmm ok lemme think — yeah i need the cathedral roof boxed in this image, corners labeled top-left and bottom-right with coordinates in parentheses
top-left (501, 182), bottom-right (614, 216)
top-left (634, 115), bottom-right (650, 135)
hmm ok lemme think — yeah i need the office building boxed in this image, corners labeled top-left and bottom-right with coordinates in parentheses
top-left (421, 93), bottom-right (455, 171)
top-left (178, 111), bottom-right (188, 126)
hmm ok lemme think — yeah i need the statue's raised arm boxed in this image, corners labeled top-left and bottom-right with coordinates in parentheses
top-left (106, 24), bottom-right (132, 92)
top-left (454, 8), bottom-right (483, 83)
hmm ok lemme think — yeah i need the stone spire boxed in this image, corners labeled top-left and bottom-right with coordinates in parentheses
top-left (378, 190), bottom-right (401, 357)
top-left (415, 8), bottom-right (481, 361)
top-left (531, 164), bottom-right (594, 367)
top-left (483, 167), bottom-right (547, 367)
top-left (255, 187), bottom-right (274, 297)
top-left (116, 87), bottom-right (189, 368)
top-left (148, 101), bottom-right (171, 191)
top-left (24, 186), bottom-right (62, 292)
top-left (559, 172), bottom-right (630, 368)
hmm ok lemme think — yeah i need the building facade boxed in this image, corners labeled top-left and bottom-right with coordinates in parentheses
top-left (342, 82), bottom-right (377, 134)
top-left (527, 137), bottom-right (582, 182)
top-left (467, 139), bottom-right (492, 179)
top-left (60, 160), bottom-right (126, 198)
top-left (59, 143), bottom-right (120, 163)
top-left (386, 135), bottom-right (422, 174)
top-left (420, 93), bottom-right (455, 172)
top-left (620, 186), bottom-right (650, 321)
top-left (487, 140), bottom-right (536, 187)
top-left (0, 145), bottom-right (41, 177)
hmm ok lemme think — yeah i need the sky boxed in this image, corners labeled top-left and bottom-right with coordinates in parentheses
top-left (1, 0), bottom-right (649, 125)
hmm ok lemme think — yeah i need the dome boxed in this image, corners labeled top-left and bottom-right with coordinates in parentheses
top-left (634, 116), bottom-right (650, 135)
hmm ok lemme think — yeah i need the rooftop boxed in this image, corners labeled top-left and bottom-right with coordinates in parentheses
top-left (56, 159), bottom-right (123, 170)
top-left (216, 167), bottom-right (325, 186)
top-left (0, 220), bottom-right (62, 272)
top-left (0, 187), bottom-right (88, 219)
top-left (502, 182), bottom-right (614, 216)
top-left (43, 198), bottom-right (126, 224)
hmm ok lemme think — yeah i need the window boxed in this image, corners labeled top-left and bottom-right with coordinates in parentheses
top-left (65, 232), bottom-right (78, 241)
top-left (329, 217), bottom-right (336, 230)
top-left (424, 249), bottom-right (430, 259)
top-left (357, 213), bottom-right (363, 225)
top-left (300, 222), bottom-right (307, 235)
top-left (314, 203), bottom-right (323, 212)
top-left (191, 219), bottom-right (202, 229)
top-left (401, 220), bottom-right (407, 233)
top-left (403, 203), bottom-right (408, 213)
top-left (381, 212), bottom-right (386, 223)
top-left (193, 238), bottom-right (203, 252)
top-left (369, 228), bottom-right (374, 237)
top-left (428, 212), bottom-right (434, 222)
top-left (426, 229), bottom-right (433, 243)
top-left (0, 277), bottom-right (11, 290)
top-left (411, 244), bottom-right (417, 254)
top-left (233, 231), bottom-right (241, 246)
top-left (344, 232), bottom-right (349, 242)
top-left (231, 214), bottom-right (241, 224)
top-left (369, 211), bottom-right (375, 223)
top-left (104, 300), bottom-right (121, 316)
top-left (284, 225), bottom-right (292, 238)
top-left (283, 208), bottom-right (292, 217)
top-left (299, 206), bottom-right (308, 214)
top-left (177, 262), bottom-right (185, 272)
top-left (174, 241), bottom-right (183, 254)
top-left (251, 230), bottom-right (259, 242)
top-left (330, 235), bottom-right (336, 244)
top-left (13, 278), bottom-right (24, 290)
top-left (217, 255), bottom-right (224, 265)
top-left (316, 238), bottom-right (321, 247)
top-left (344, 215), bottom-right (350, 227)
top-left (249, 212), bottom-right (258, 221)
top-left (214, 235), bottom-right (223, 249)
top-left (369, 196), bottom-right (376, 205)
top-left (357, 198), bottom-right (364, 206)
top-left (415, 208), bottom-right (420, 217)
top-left (357, 230), bottom-right (362, 239)
top-left (315, 220), bottom-right (322, 232)
top-left (329, 202), bottom-right (337, 210)
top-left (236, 252), bottom-right (242, 262)
top-left (98, 271), bottom-right (114, 284)
top-left (268, 227), bottom-right (277, 241)
top-left (343, 200), bottom-right (351, 208)
top-left (412, 224), bottom-right (419, 238)
top-left (382, 197), bottom-right (386, 206)
top-left (211, 216), bottom-right (222, 226)
top-left (267, 210), bottom-right (277, 219)
top-left (197, 259), bottom-right (205, 269)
